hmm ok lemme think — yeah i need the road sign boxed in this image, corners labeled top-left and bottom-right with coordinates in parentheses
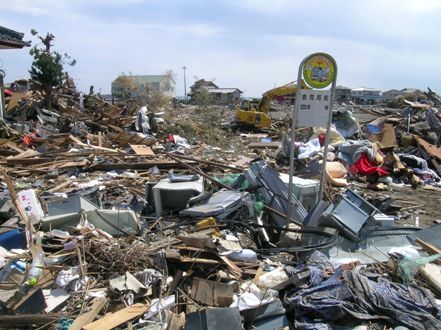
top-left (286, 52), bottom-right (337, 228)
top-left (303, 54), bottom-right (335, 89)
top-left (296, 89), bottom-right (332, 127)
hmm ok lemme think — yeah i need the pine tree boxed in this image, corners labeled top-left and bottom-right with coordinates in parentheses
top-left (28, 30), bottom-right (76, 108)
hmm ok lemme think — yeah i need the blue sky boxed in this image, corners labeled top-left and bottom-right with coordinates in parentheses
top-left (2, 0), bottom-right (441, 96)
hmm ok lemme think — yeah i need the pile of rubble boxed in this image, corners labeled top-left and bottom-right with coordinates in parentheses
top-left (0, 81), bottom-right (441, 329)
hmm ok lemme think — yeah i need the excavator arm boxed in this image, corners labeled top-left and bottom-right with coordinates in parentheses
top-left (257, 82), bottom-right (298, 114)
top-left (234, 80), bottom-right (308, 129)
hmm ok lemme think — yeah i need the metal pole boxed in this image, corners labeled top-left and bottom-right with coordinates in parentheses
top-left (182, 66), bottom-right (187, 102)
top-left (0, 70), bottom-right (5, 118)
top-left (286, 59), bottom-right (306, 228)
top-left (318, 57), bottom-right (338, 201)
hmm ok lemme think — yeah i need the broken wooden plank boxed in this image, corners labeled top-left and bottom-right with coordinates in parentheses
top-left (380, 123), bottom-right (398, 148)
top-left (420, 263), bottom-right (441, 295)
top-left (248, 142), bottom-right (280, 149)
top-left (3, 141), bottom-right (25, 154)
top-left (0, 314), bottom-right (62, 327)
top-left (1, 171), bottom-right (36, 239)
top-left (47, 181), bottom-right (72, 193)
top-left (13, 286), bottom-right (47, 314)
top-left (219, 255), bottom-right (242, 279)
top-left (130, 144), bottom-right (155, 156)
top-left (6, 157), bottom-right (55, 165)
top-left (7, 149), bottom-right (40, 159)
top-left (83, 303), bottom-right (148, 330)
top-left (6, 92), bottom-right (30, 113)
top-left (98, 131), bottom-right (103, 147)
top-left (90, 161), bottom-right (197, 171)
top-left (416, 137), bottom-right (441, 161)
top-left (415, 238), bottom-right (441, 255)
top-left (70, 297), bottom-right (108, 330)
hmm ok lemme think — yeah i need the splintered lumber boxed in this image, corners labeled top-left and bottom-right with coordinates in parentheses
top-left (1, 171), bottom-right (36, 239)
top-left (108, 131), bottom-right (155, 147)
top-left (130, 144), bottom-right (155, 156)
top-left (6, 157), bottom-right (54, 165)
top-left (416, 136), bottom-right (441, 161)
top-left (90, 160), bottom-right (197, 171)
top-left (82, 303), bottom-right (148, 330)
top-left (0, 314), bottom-right (63, 327)
top-left (247, 142), bottom-right (279, 149)
top-left (172, 154), bottom-right (244, 172)
top-left (420, 263), bottom-right (441, 295)
top-left (415, 238), bottom-right (441, 255)
top-left (219, 255), bottom-right (242, 279)
top-left (70, 297), bottom-right (108, 330)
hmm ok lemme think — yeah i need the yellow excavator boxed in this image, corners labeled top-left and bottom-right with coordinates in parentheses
top-left (234, 81), bottom-right (308, 129)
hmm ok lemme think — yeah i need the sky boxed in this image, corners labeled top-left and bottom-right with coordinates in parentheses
top-left (2, 0), bottom-right (441, 97)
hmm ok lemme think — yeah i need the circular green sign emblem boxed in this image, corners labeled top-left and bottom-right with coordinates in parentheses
top-left (303, 54), bottom-right (335, 89)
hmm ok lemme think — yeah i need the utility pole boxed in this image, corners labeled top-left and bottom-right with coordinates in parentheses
top-left (0, 70), bottom-right (5, 118)
top-left (182, 66), bottom-right (187, 102)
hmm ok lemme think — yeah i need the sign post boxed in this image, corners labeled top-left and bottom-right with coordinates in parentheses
top-left (286, 53), bottom-right (337, 228)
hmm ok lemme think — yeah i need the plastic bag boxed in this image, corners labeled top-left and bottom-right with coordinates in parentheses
top-left (398, 254), bottom-right (441, 283)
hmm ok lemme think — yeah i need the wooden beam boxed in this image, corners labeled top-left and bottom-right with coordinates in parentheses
top-left (82, 303), bottom-right (148, 330)
top-left (0, 314), bottom-right (63, 327)
top-left (415, 238), bottom-right (441, 255)
top-left (90, 161), bottom-right (197, 171)
top-left (1, 171), bottom-right (36, 241)
top-left (70, 297), bottom-right (108, 330)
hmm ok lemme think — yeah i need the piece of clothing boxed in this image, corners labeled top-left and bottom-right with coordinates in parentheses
top-left (338, 140), bottom-right (376, 165)
top-left (349, 153), bottom-right (389, 177)
top-left (298, 138), bottom-right (321, 159)
top-left (399, 154), bottom-right (441, 184)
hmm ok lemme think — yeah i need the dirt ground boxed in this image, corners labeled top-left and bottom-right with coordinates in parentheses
top-left (356, 184), bottom-right (441, 228)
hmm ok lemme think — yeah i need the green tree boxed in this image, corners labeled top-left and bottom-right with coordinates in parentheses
top-left (28, 29), bottom-right (76, 108)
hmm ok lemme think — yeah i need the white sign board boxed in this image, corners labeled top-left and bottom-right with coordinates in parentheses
top-left (295, 90), bottom-right (332, 127)
top-left (17, 189), bottom-right (44, 220)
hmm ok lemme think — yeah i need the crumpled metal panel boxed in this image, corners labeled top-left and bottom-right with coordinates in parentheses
top-left (180, 189), bottom-right (251, 219)
top-left (245, 161), bottom-right (307, 228)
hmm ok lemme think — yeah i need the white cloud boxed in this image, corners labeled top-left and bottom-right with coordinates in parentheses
top-left (2, 0), bottom-right (441, 95)
top-left (7, 0), bottom-right (73, 16)
top-left (233, 0), bottom-right (291, 13)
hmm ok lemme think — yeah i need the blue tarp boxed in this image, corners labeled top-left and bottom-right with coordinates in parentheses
top-left (287, 269), bottom-right (441, 330)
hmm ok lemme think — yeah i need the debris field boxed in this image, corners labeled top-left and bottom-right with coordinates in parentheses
top-left (1, 81), bottom-right (441, 330)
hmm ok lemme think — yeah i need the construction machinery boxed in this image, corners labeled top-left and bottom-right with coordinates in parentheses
top-left (234, 81), bottom-right (307, 129)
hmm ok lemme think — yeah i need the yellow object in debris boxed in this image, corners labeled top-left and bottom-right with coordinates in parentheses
top-left (196, 217), bottom-right (220, 237)
top-left (234, 81), bottom-right (309, 129)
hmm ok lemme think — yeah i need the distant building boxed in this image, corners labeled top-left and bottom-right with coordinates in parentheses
top-left (401, 88), bottom-right (421, 95)
top-left (382, 89), bottom-right (401, 101)
top-left (0, 26), bottom-right (30, 118)
top-left (189, 79), bottom-right (242, 105)
top-left (207, 88), bottom-right (242, 105)
top-left (351, 87), bottom-right (382, 104)
top-left (0, 26), bottom-right (31, 49)
top-left (334, 86), bottom-right (352, 103)
top-left (111, 75), bottom-right (176, 99)
top-left (382, 88), bottom-right (425, 102)
top-left (189, 79), bottom-right (218, 97)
